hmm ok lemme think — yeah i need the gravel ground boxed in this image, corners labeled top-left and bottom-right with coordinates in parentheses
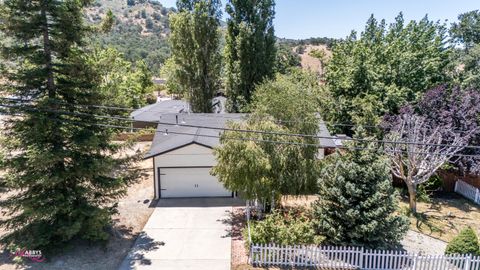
top-left (0, 142), bottom-right (155, 270)
top-left (401, 230), bottom-right (447, 255)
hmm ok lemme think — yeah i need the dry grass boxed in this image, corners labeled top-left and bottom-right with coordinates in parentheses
top-left (399, 193), bottom-right (480, 242)
top-left (281, 193), bottom-right (480, 244)
top-left (295, 45), bottom-right (332, 76)
top-left (0, 142), bottom-right (155, 270)
top-left (280, 195), bottom-right (318, 208)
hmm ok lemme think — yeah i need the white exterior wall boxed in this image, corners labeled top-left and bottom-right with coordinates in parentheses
top-left (152, 143), bottom-right (327, 198)
top-left (153, 143), bottom-right (217, 198)
top-left (316, 148), bottom-right (325, 159)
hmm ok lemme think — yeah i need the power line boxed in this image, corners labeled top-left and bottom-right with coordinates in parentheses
top-left (2, 96), bottom-right (475, 134)
top-left (2, 101), bottom-right (480, 151)
top-left (2, 103), bottom-right (480, 158)
top-left (33, 116), bottom-right (480, 158)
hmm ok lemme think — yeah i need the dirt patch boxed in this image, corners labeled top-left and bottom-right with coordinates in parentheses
top-left (401, 230), bottom-right (447, 255)
top-left (399, 193), bottom-right (480, 243)
top-left (231, 207), bottom-right (249, 268)
top-left (280, 195), bottom-right (318, 208)
top-left (0, 142), bottom-right (155, 270)
top-left (295, 45), bottom-right (332, 77)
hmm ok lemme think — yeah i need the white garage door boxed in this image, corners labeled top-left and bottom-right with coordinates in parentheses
top-left (159, 167), bottom-right (232, 198)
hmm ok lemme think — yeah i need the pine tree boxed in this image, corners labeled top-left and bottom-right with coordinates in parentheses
top-left (0, 0), bottom-right (139, 250)
top-left (312, 140), bottom-right (409, 248)
top-left (169, 0), bottom-right (222, 113)
top-left (225, 0), bottom-right (276, 112)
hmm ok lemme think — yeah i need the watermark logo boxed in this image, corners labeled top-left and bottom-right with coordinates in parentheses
top-left (10, 249), bottom-right (45, 262)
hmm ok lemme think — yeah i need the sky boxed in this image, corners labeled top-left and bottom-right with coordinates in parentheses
top-left (158, 0), bottom-right (479, 39)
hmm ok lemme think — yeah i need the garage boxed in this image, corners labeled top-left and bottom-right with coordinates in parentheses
top-left (158, 167), bottom-right (232, 198)
top-left (145, 113), bottom-right (335, 199)
top-left (145, 114), bottom-right (247, 199)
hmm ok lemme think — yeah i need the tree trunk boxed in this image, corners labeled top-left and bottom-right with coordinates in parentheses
top-left (40, 2), bottom-right (55, 94)
top-left (407, 183), bottom-right (417, 214)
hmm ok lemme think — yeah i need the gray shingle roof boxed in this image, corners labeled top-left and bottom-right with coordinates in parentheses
top-left (145, 113), bottom-right (246, 158)
top-left (145, 113), bottom-right (336, 158)
top-left (130, 100), bottom-right (189, 123)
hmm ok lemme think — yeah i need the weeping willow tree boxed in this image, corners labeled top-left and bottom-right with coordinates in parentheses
top-left (212, 71), bottom-right (321, 206)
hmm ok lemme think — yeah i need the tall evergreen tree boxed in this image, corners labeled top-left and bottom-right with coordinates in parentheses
top-left (169, 0), bottom-right (222, 113)
top-left (450, 10), bottom-right (480, 51)
top-left (225, 0), bottom-right (276, 112)
top-left (312, 138), bottom-right (408, 248)
top-left (0, 0), bottom-right (138, 250)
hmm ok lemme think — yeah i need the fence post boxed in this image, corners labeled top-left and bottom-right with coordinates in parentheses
top-left (464, 254), bottom-right (471, 270)
top-left (455, 180), bottom-right (458, 193)
top-left (359, 247), bottom-right (364, 269)
top-left (412, 254), bottom-right (417, 270)
top-left (249, 244), bottom-right (254, 265)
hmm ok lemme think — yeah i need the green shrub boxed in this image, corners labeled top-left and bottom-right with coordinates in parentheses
top-left (245, 209), bottom-right (324, 246)
top-left (417, 175), bottom-right (443, 203)
top-left (445, 227), bottom-right (480, 256)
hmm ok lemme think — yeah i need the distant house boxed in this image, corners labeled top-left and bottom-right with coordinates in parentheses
top-left (144, 113), bottom-right (335, 199)
top-left (152, 78), bottom-right (166, 85)
top-left (130, 100), bottom-right (189, 129)
top-left (131, 97), bottom-right (227, 128)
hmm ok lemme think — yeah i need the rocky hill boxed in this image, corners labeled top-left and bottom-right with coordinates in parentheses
top-left (86, 0), bottom-right (173, 73)
top-left (86, 0), bottom-right (172, 36)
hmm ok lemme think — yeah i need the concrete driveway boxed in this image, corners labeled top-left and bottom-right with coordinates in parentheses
top-left (119, 198), bottom-right (243, 270)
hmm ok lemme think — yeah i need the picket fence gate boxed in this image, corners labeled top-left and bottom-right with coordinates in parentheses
top-left (455, 180), bottom-right (480, 205)
top-left (250, 243), bottom-right (480, 270)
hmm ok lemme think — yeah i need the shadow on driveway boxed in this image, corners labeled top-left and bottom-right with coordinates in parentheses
top-left (155, 197), bottom-right (245, 208)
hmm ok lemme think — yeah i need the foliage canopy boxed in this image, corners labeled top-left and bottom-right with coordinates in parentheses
top-left (323, 13), bottom-right (451, 136)
top-left (212, 71), bottom-right (321, 203)
top-left (169, 0), bottom-right (222, 112)
top-left (224, 0), bottom-right (276, 112)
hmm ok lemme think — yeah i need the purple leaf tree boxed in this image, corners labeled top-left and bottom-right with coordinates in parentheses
top-left (384, 86), bottom-right (480, 213)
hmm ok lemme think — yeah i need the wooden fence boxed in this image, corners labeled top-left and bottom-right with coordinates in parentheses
top-left (250, 243), bottom-right (480, 269)
top-left (455, 180), bottom-right (480, 205)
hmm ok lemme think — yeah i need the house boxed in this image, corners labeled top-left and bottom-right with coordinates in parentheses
top-left (144, 113), bottom-right (336, 199)
top-left (130, 100), bottom-right (189, 129)
top-left (130, 97), bottom-right (228, 129)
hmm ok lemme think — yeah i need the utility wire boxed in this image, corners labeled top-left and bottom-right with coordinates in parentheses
top-left (38, 116), bottom-right (480, 158)
top-left (3, 96), bottom-right (473, 133)
top-left (2, 103), bottom-right (480, 158)
top-left (1, 101), bottom-right (480, 151)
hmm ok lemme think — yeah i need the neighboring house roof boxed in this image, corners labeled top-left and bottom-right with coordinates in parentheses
top-left (318, 122), bottom-right (337, 148)
top-left (333, 134), bottom-right (351, 147)
top-left (152, 78), bottom-right (167, 85)
top-left (130, 100), bottom-right (189, 123)
top-left (212, 96), bottom-right (227, 114)
top-left (131, 97), bottom-right (227, 123)
top-left (145, 113), bottom-right (336, 158)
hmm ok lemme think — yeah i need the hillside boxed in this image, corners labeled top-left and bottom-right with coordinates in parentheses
top-left (86, 0), bottom-right (173, 73)
top-left (295, 44), bottom-right (332, 76)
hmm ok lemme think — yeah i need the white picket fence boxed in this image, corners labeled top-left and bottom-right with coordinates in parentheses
top-left (250, 243), bottom-right (480, 269)
top-left (455, 180), bottom-right (480, 205)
